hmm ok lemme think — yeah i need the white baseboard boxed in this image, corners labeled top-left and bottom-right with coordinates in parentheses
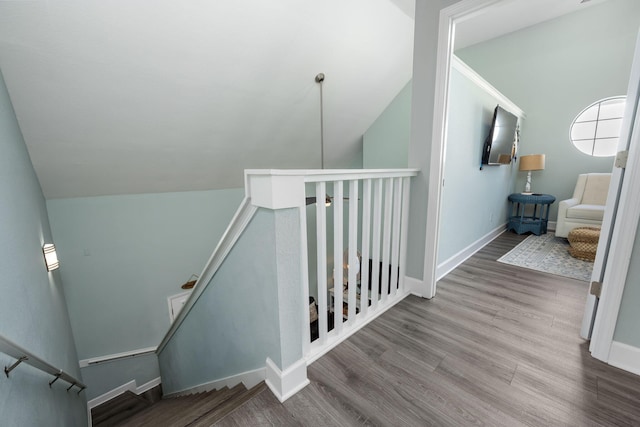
top-left (86, 376), bottom-right (161, 426)
top-left (404, 276), bottom-right (426, 298)
top-left (163, 366), bottom-right (266, 398)
top-left (79, 346), bottom-right (157, 368)
top-left (608, 341), bottom-right (640, 376)
top-left (548, 220), bottom-right (557, 231)
top-left (87, 376), bottom-right (161, 409)
top-left (265, 358), bottom-right (310, 403)
top-left (436, 224), bottom-right (506, 281)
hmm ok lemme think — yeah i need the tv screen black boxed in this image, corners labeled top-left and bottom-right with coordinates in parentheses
top-left (482, 105), bottom-right (518, 166)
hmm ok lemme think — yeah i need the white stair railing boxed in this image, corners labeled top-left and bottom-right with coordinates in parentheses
top-left (304, 170), bottom-right (417, 362)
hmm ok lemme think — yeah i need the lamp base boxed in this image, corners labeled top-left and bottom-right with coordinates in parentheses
top-left (521, 192), bottom-right (533, 195)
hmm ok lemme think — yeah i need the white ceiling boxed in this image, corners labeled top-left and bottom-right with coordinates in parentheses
top-left (0, 0), bottom-right (415, 198)
top-left (0, 0), bottom-right (606, 199)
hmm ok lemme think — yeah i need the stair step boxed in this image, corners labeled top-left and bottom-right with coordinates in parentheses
top-left (111, 382), bottom-right (266, 427)
top-left (92, 391), bottom-right (152, 427)
top-left (188, 382), bottom-right (267, 426)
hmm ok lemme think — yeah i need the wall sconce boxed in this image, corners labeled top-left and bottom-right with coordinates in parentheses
top-left (42, 244), bottom-right (59, 271)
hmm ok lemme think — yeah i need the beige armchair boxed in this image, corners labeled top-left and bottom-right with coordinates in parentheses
top-left (555, 173), bottom-right (611, 238)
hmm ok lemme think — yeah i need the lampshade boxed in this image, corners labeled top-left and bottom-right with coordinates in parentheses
top-left (42, 244), bottom-right (59, 271)
top-left (519, 154), bottom-right (545, 171)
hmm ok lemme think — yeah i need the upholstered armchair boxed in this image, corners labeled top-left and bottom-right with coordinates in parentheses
top-left (555, 173), bottom-right (611, 238)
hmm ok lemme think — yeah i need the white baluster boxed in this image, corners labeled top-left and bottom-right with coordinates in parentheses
top-left (390, 178), bottom-right (402, 297)
top-left (381, 178), bottom-right (393, 302)
top-left (347, 180), bottom-right (358, 323)
top-left (316, 182), bottom-right (328, 345)
top-left (360, 179), bottom-right (372, 317)
top-left (370, 179), bottom-right (383, 309)
top-left (333, 181), bottom-right (343, 334)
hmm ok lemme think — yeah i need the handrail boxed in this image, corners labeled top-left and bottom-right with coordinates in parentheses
top-left (0, 333), bottom-right (86, 393)
top-left (156, 196), bottom-right (258, 354)
top-left (244, 168), bottom-right (420, 182)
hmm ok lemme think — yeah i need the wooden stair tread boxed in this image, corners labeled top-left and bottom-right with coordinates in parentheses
top-left (111, 382), bottom-right (266, 427)
top-left (188, 382), bottom-right (267, 426)
top-left (92, 391), bottom-right (152, 427)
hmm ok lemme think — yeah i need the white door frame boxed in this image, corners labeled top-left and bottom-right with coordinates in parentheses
top-left (423, 0), bottom-right (504, 299)
top-left (581, 30), bottom-right (640, 341)
top-left (426, 0), bottom-right (640, 363)
top-left (589, 29), bottom-right (640, 360)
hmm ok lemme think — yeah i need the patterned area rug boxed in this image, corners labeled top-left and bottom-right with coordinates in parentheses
top-left (498, 232), bottom-right (593, 282)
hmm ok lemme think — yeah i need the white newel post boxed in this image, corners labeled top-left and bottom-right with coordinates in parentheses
top-left (245, 171), bottom-right (310, 402)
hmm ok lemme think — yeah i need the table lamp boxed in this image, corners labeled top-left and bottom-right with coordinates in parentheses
top-left (519, 154), bottom-right (545, 194)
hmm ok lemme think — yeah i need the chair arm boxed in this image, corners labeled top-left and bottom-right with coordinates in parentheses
top-left (558, 198), bottom-right (580, 218)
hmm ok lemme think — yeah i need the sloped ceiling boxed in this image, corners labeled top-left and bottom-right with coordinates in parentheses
top-left (0, 0), bottom-right (415, 198)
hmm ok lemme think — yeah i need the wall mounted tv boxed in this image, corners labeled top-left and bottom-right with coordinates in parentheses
top-left (481, 105), bottom-right (518, 168)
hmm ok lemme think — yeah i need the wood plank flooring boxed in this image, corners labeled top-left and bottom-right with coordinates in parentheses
top-left (217, 232), bottom-right (640, 426)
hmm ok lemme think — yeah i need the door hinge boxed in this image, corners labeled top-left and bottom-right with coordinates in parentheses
top-left (615, 150), bottom-right (629, 168)
top-left (590, 281), bottom-right (602, 298)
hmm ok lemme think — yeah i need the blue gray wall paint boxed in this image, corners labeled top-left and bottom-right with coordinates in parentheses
top-left (0, 69), bottom-right (86, 426)
top-left (613, 216), bottom-right (640, 348)
top-left (456, 0), bottom-right (640, 221)
top-left (362, 64), bottom-right (520, 266)
top-left (81, 353), bottom-right (159, 400)
top-left (363, 81), bottom-right (411, 169)
top-left (46, 187), bottom-right (244, 395)
top-left (158, 208), bottom-right (302, 393)
top-left (438, 67), bottom-right (518, 263)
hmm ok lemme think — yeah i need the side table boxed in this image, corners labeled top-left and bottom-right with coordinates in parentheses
top-left (507, 193), bottom-right (555, 235)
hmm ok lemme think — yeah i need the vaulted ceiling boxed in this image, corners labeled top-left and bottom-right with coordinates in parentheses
top-left (0, 0), bottom-right (606, 199)
top-left (0, 0), bottom-right (415, 198)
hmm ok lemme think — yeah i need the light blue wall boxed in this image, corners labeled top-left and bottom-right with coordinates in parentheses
top-left (363, 81), bottom-right (411, 169)
top-left (456, 0), bottom-right (640, 221)
top-left (613, 217), bottom-right (640, 348)
top-left (81, 353), bottom-right (159, 400)
top-left (438, 67), bottom-right (518, 264)
top-left (361, 63), bottom-right (520, 268)
top-left (158, 208), bottom-right (302, 393)
top-left (0, 69), bottom-right (86, 426)
top-left (46, 187), bottom-right (244, 395)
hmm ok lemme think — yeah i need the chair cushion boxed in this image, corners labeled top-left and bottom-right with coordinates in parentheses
top-left (566, 204), bottom-right (605, 221)
top-left (582, 174), bottom-right (611, 205)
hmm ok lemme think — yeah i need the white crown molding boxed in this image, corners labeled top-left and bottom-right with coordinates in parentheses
top-left (451, 55), bottom-right (525, 119)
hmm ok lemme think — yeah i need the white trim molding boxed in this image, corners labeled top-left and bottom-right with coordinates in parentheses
top-left (423, 0), bottom-right (506, 301)
top-left (437, 224), bottom-right (506, 281)
top-left (589, 29), bottom-right (640, 361)
top-left (87, 377), bottom-right (161, 425)
top-left (608, 341), bottom-right (640, 376)
top-left (265, 358), bottom-right (310, 403)
top-left (405, 276), bottom-right (426, 298)
top-left (451, 56), bottom-right (525, 119)
top-left (163, 367), bottom-right (266, 399)
top-left (79, 346), bottom-right (157, 368)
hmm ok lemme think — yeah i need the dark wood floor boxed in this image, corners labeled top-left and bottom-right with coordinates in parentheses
top-left (217, 232), bottom-right (640, 426)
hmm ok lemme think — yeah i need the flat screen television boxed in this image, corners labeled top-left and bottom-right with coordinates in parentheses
top-left (481, 105), bottom-right (518, 167)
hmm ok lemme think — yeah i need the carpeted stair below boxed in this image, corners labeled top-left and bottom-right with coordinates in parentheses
top-left (110, 382), bottom-right (267, 427)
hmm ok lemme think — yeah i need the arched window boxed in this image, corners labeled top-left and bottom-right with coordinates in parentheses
top-left (570, 96), bottom-right (626, 157)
